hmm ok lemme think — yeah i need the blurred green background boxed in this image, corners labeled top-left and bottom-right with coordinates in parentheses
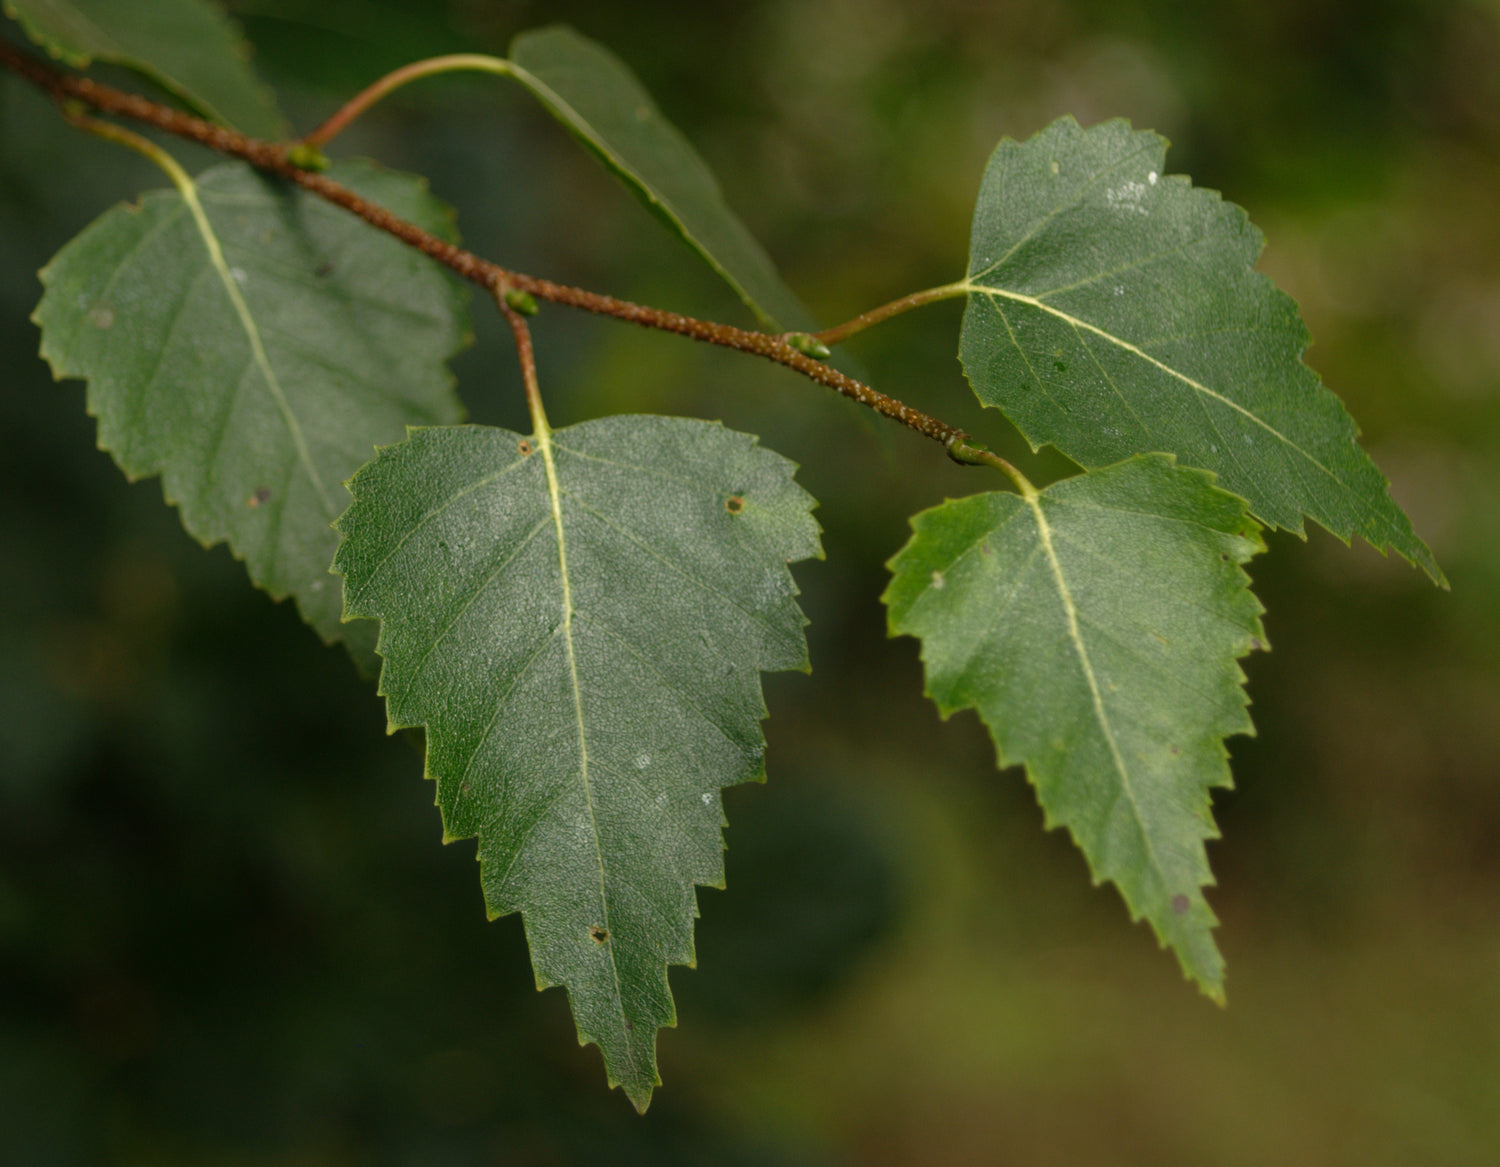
top-left (3, 1), bottom-right (1498, 1163)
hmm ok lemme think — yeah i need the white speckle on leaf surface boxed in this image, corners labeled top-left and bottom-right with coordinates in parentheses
top-left (1148, 171), bottom-right (1158, 185)
top-left (1105, 180), bottom-right (1150, 215)
top-left (701, 793), bottom-right (712, 806)
top-left (634, 753), bottom-right (651, 770)
top-left (230, 267), bottom-right (247, 285)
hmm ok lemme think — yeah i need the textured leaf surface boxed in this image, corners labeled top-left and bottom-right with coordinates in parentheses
top-left (4, 0), bottom-right (285, 137)
top-left (35, 160), bottom-right (467, 662)
top-left (332, 417), bottom-right (822, 1110)
top-left (884, 456), bottom-right (1265, 996)
top-left (508, 25), bottom-right (818, 332)
top-left (960, 117), bottom-right (1442, 583)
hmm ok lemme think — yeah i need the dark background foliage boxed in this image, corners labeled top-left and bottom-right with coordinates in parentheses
top-left (3, 1), bottom-right (1498, 1162)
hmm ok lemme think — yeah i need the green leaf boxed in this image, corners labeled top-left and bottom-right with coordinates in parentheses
top-left (508, 25), bottom-right (819, 333)
top-left (3, 0), bottom-right (286, 138)
top-left (960, 116), bottom-right (1443, 585)
top-left (331, 416), bottom-right (822, 1111)
top-left (34, 159), bottom-right (468, 664)
top-left (884, 455), bottom-right (1266, 997)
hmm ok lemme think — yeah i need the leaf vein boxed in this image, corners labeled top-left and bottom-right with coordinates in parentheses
top-left (346, 450), bottom-right (534, 613)
top-left (1028, 494), bottom-right (1174, 894)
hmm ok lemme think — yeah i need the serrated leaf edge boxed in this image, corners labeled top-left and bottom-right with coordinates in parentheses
top-left (886, 457), bottom-right (1267, 1000)
top-left (333, 418), bottom-right (823, 1113)
top-left (961, 117), bottom-right (1444, 585)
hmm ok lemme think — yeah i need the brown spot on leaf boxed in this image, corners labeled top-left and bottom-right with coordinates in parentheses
top-left (1171, 894), bottom-right (1190, 915)
top-left (246, 487), bottom-right (271, 508)
top-left (725, 495), bottom-right (745, 515)
top-left (588, 926), bottom-right (609, 944)
top-left (314, 260), bottom-right (334, 277)
top-left (517, 440), bottom-right (533, 456)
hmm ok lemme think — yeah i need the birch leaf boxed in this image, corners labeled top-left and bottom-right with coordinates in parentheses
top-left (885, 455), bottom-right (1265, 996)
top-left (34, 159), bottom-right (468, 664)
top-left (332, 416), bottom-right (822, 1110)
top-left (960, 117), bottom-right (1442, 585)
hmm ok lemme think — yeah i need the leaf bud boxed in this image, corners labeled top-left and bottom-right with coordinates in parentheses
top-left (504, 288), bottom-right (540, 316)
top-left (784, 332), bottom-right (832, 360)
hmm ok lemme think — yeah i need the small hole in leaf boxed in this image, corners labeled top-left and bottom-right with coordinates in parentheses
top-left (1171, 894), bottom-right (1190, 915)
top-left (589, 926), bottom-right (609, 944)
top-left (246, 487), bottom-right (271, 508)
top-left (518, 440), bottom-right (533, 456)
top-left (725, 495), bottom-right (745, 515)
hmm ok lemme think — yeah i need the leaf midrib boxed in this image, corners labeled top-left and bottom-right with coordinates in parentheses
top-left (965, 281), bottom-right (1369, 507)
top-left (535, 416), bottom-right (638, 1080)
top-left (174, 169), bottom-right (335, 516)
top-left (1027, 493), bottom-right (1172, 895)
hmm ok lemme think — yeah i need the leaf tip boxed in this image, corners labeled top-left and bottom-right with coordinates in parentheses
top-left (624, 1081), bottom-right (657, 1115)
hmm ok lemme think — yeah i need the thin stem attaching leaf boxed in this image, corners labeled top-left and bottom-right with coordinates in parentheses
top-left (814, 281), bottom-right (970, 347)
top-left (944, 434), bottom-right (1034, 497)
top-left (302, 54), bottom-right (513, 149)
top-left (496, 286), bottom-right (548, 431)
top-left (58, 108), bottom-right (191, 185)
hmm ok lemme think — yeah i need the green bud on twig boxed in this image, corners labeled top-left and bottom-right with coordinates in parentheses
top-left (504, 288), bottom-right (540, 316)
top-left (784, 332), bottom-right (832, 360)
top-left (285, 142), bottom-right (330, 171)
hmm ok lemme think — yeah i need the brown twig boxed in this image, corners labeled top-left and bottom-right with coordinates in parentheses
top-left (0, 39), bottom-right (979, 456)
